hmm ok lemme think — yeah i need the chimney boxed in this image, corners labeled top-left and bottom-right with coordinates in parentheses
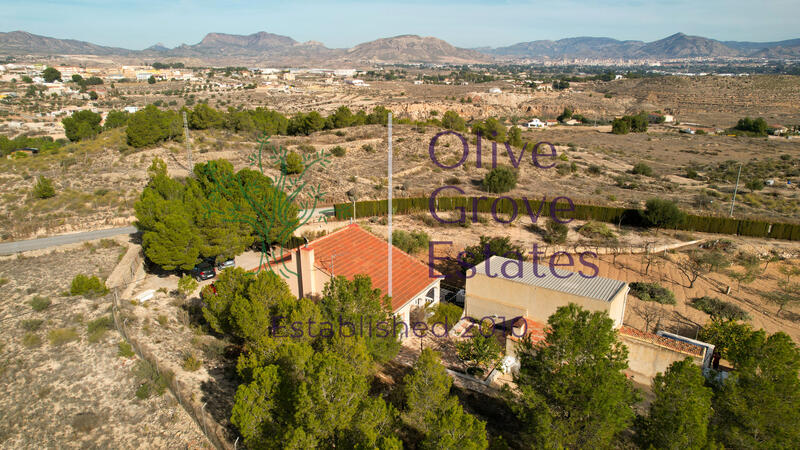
top-left (295, 246), bottom-right (316, 298)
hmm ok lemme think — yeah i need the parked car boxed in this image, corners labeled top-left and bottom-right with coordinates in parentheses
top-left (191, 261), bottom-right (216, 281)
top-left (216, 258), bottom-right (235, 270)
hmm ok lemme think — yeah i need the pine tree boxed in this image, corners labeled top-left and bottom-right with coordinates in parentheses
top-left (636, 358), bottom-right (713, 449)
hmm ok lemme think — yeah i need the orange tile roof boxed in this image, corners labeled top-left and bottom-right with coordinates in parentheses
top-left (618, 326), bottom-right (704, 357)
top-left (306, 224), bottom-right (441, 312)
top-left (509, 317), bottom-right (548, 344)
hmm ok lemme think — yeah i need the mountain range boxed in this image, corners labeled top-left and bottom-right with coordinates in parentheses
top-left (1, 30), bottom-right (799, 65)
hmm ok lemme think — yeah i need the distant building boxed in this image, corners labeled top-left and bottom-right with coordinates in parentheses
top-left (346, 79), bottom-right (366, 86)
top-left (123, 106), bottom-right (139, 114)
top-left (526, 118), bottom-right (545, 128)
top-left (488, 87), bottom-right (502, 94)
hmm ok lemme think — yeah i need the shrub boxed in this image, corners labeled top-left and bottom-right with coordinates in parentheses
top-left (445, 176), bottom-right (461, 185)
top-left (685, 168), bottom-right (699, 179)
top-left (33, 176), bottom-right (56, 199)
top-left (29, 296), bottom-right (52, 311)
top-left (87, 315), bottom-right (113, 343)
top-left (481, 166), bottom-right (517, 193)
top-left (578, 221), bottom-right (616, 239)
top-left (631, 163), bottom-right (654, 176)
top-left (587, 165), bottom-right (602, 175)
top-left (182, 352), bottom-right (203, 371)
top-left (542, 219), bottom-right (569, 244)
top-left (427, 302), bottom-right (464, 331)
top-left (48, 327), bottom-right (80, 346)
top-left (392, 229), bottom-right (430, 255)
top-left (118, 340), bottom-right (135, 358)
top-left (644, 198), bottom-right (686, 230)
top-left (282, 151), bottom-right (303, 174)
top-left (70, 274), bottom-right (109, 298)
top-left (177, 275), bottom-right (198, 298)
top-left (690, 296), bottom-right (750, 321)
top-left (20, 319), bottom-right (44, 331)
top-left (330, 145), bottom-right (346, 157)
top-left (22, 332), bottom-right (42, 348)
top-left (630, 282), bottom-right (676, 305)
top-left (133, 360), bottom-right (171, 399)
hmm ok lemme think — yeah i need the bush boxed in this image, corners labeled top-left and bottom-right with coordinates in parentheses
top-left (427, 302), bottom-right (463, 331)
top-left (133, 360), bottom-right (171, 399)
top-left (644, 198), bottom-right (686, 230)
top-left (630, 282), bottom-right (676, 305)
top-left (587, 165), bottom-right (603, 175)
top-left (20, 319), bottom-right (44, 331)
top-left (87, 315), bottom-right (113, 343)
top-left (118, 340), bottom-right (135, 358)
top-left (61, 110), bottom-right (102, 142)
top-left (631, 163), bottom-right (654, 177)
top-left (578, 221), bottom-right (616, 239)
top-left (481, 166), bottom-right (517, 193)
top-left (330, 145), bottom-right (346, 157)
top-left (70, 274), bottom-right (109, 298)
top-left (182, 353), bottom-right (203, 371)
top-left (33, 176), bottom-right (56, 199)
top-left (29, 296), bottom-right (52, 311)
top-left (282, 151), bottom-right (303, 174)
top-left (177, 275), bottom-right (198, 298)
top-left (543, 219), bottom-right (569, 244)
top-left (22, 332), bottom-right (42, 348)
top-left (361, 144), bottom-right (375, 153)
top-left (689, 296), bottom-right (750, 321)
top-left (48, 327), bottom-right (80, 346)
top-left (392, 229), bottom-right (430, 254)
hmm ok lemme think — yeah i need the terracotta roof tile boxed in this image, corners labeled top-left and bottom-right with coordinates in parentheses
top-left (508, 317), bottom-right (548, 344)
top-left (306, 224), bottom-right (441, 312)
top-left (619, 326), bottom-right (704, 357)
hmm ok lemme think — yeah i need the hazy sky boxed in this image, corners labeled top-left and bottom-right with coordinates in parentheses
top-left (3, 0), bottom-right (798, 49)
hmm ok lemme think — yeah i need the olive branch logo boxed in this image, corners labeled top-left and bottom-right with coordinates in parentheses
top-left (201, 132), bottom-right (349, 278)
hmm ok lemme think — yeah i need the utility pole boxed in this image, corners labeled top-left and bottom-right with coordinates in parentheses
top-left (387, 112), bottom-right (393, 299)
top-left (729, 162), bottom-right (742, 217)
top-left (182, 111), bottom-right (192, 170)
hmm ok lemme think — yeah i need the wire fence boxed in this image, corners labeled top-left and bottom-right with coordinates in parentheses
top-left (110, 289), bottom-right (236, 450)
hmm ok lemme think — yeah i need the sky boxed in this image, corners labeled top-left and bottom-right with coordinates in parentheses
top-left (2, 0), bottom-right (798, 50)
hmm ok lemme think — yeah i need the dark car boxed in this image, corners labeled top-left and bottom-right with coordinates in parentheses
top-left (191, 261), bottom-right (216, 281)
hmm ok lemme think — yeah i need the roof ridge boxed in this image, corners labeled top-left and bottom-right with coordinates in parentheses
top-left (306, 223), bottom-right (358, 248)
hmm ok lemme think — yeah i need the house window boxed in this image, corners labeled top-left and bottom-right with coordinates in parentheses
top-left (425, 288), bottom-right (436, 301)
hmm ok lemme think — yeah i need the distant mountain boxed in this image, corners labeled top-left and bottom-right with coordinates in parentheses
top-left (634, 33), bottom-right (739, 58)
top-left (489, 37), bottom-right (645, 59)
top-left (2, 30), bottom-right (799, 64)
top-left (344, 35), bottom-right (489, 64)
top-left (0, 30), bottom-right (134, 55)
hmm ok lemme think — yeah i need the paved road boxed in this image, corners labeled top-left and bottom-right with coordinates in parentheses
top-left (0, 226), bottom-right (138, 255)
top-left (0, 208), bottom-right (338, 256)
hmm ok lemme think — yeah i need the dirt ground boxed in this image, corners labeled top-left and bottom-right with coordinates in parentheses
top-left (0, 240), bottom-right (209, 449)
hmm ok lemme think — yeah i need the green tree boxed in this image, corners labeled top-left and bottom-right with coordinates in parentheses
top-left (319, 275), bottom-right (400, 363)
top-left (507, 125), bottom-right (523, 147)
top-left (441, 110), bottom-right (466, 131)
top-left (644, 198), bottom-right (686, 231)
top-left (697, 318), bottom-right (757, 365)
top-left (481, 166), bottom-right (517, 193)
top-left (21, 75), bottom-right (33, 83)
top-left (147, 75), bottom-right (156, 84)
top-left (71, 74), bottom-right (83, 83)
top-left (61, 110), bottom-right (102, 142)
top-left (177, 274), bottom-right (198, 298)
top-left (542, 219), bottom-right (568, 244)
top-left (711, 331), bottom-right (800, 448)
top-left (764, 281), bottom-right (800, 316)
top-left (509, 303), bottom-right (638, 448)
top-left (745, 179), bottom-right (764, 192)
top-left (557, 107), bottom-right (573, 122)
top-left (33, 176), bottom-right (56, 199)
top-left (455, 324), bottom-right (502, 374)
top-left (611, 117), bottom-right (631, 135)
top-left (461, 235), bottom-right (524, 270)
top-left (103, 110), bottom-right (129, 130)
top-left (202, 268), bottom-right (294, 342)
top-left (636, 358), bottom-right (713, 450)
top-left (188, 103), bottom-right (224, 129)
top-left (126, 105), bottom-right (182, 148)
top-left (42, 67), bottom-right (61, 82)
top-left (404, 349), bottom-right (488, 448)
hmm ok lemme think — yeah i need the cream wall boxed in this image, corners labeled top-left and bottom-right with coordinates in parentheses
top-left (465, 273), bottom-right (626, 328)
top-left (621, 335), bottom-right (705, 385)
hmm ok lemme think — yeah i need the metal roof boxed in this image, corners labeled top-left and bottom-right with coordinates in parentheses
top-left (473, 255), bottom-right (627, 303)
